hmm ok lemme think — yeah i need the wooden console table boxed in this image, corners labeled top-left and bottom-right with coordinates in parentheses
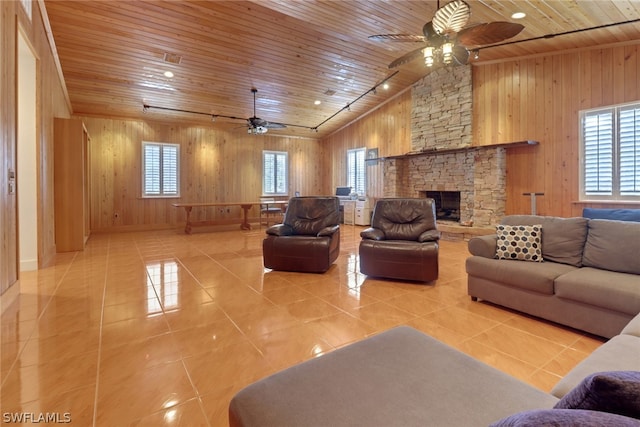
top-left (172, 201), bottom-right (286, 234)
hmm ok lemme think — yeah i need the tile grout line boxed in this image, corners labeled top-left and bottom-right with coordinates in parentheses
top-left (91, 234), bottom-right (112, 427)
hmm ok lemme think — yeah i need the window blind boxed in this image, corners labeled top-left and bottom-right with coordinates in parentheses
top-left (263, 151), bottom-right (288, 195)
top-left (142, 142), bottom-right (180, 197)
top-left (581, 103), bottom-right (640, 200)
top-left (347, 148), bottom-right (366, 195)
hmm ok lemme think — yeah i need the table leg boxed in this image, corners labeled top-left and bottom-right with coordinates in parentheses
top-left (240, 204), bottom-right (253, 230)
top-left (184, 206), bottom-right (193, 234)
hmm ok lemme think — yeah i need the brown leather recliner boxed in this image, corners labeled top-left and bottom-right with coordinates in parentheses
top-left (359, 198), bottom-right (440, 282)
top-left (263, 197), bottom-right (341, 273)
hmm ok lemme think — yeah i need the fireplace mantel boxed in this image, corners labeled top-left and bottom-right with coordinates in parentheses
top-left (374, 140), bottom-right (538, 161)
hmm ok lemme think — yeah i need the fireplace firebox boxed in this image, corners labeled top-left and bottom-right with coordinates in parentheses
top-left (425, 191), bottom-right (461, 221)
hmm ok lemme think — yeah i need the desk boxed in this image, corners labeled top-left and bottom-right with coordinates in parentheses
top-left (172, 201), bottom-right (287, 234)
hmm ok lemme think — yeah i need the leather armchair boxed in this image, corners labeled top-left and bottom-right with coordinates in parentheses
top-left (359, 198), bottom-right (440, 282)
top-left (263, 197), bottom-right (341, 273)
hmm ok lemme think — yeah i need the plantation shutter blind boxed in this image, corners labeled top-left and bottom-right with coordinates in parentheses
top-left (347, 148), bottom-right (366, 195)
top-left (143, 142), bottom-right (179, 197)
top-left (263, 151), bottom-right (287, 195)
top-left (619, 106), bottom-right (640, 196)
top-left (161, 145), bottom-right (179, 196)
top-left (583, 110), bottom-right (614, 195)
top-left (144, 144), bottom-right (162, 195)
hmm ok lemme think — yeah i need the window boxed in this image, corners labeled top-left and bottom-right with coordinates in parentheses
top-left (263, 150), bottom-right (288, 195)
top-left (347, 148), bottom-right (366, 196)
top-left (142, 142), bottom-right (180, 197)
top-left (580, 103), bottom-right (640, 201)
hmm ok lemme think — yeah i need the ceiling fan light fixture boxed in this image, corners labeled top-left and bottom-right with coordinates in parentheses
top-left (423, 46), bottom-right (435, 67)
top-left (442, 41), bottom-right (454, 64)
top-left (248, 126), bottom-right (268, 135)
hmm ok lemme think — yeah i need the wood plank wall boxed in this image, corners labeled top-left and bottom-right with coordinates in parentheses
top-left (323, 43), bottom-right (640, 218)
top-left (321, 91), bottom-right (413, 201)
top-left (79, 116), bottom-right (325, 232)
top-left (473, 43), bottom-right (640, 217)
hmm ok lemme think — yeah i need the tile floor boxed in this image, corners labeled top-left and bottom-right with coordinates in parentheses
top-left (0, 225), bottom-right (605, 426)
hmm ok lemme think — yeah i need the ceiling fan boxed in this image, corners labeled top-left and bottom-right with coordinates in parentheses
top-left (369, 0), bottom-right (524, 69)
top-left (246, 88), bottom-right (286, 134)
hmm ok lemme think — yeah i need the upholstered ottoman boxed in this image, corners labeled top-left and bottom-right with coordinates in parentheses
top-left (229, 326), bottom-right (557, 427)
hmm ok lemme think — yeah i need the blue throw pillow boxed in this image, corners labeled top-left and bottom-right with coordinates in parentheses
top-left (554, 371), bottom-right (640, 419)
top-left (490, 409), bottom-right (640, 426)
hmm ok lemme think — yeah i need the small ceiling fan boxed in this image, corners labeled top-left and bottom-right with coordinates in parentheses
top-left (369, 0), bottom-right (524, 69)
top-left (246, 88), bottom-right (286, 134)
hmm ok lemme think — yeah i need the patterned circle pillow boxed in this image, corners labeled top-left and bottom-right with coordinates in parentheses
top-left (495, 224), bottom-right (543, 262)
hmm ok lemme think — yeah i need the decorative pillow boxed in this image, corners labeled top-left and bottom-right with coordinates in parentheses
top-left (502, 215), bottom-right (588, 266)
top-left (490, 409), bottom-right (640, 427)
top-left (495, 224), bottom-right (543, 262)
top-left (554, 371), bottom-right (640, 420)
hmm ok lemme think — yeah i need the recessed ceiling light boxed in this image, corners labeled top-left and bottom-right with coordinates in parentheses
top-left (511, 12), bottom-right (526, 19)
top-left (314, 100), bottom-right (321, 105)
top-left (163, 71), bottom-right (174, 78)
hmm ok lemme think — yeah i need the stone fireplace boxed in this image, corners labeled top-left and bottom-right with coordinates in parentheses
top-left (382, 65), bottom-right (506, 227)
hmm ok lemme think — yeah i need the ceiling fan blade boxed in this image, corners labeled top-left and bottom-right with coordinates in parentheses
top-left (368, 34), bottom-right (425, 42)
top-left (433, 0), bottom-right (470, 35)
top-left (457, 22), bottom-right (525, 46)
top-left (452, 44), bottom-right (470, 65)
top-left (264, 122), bottom-right (287, 129)
top-left (388, 46), bottom-right (425, 69)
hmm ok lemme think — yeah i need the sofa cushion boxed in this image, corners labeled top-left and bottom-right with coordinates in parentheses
top-left (495, 224), bottom-right (543, 262)
top-left (554, 371), bottom-right (640, 419)
top-left (502, 215), bottom-right (589, 267)
top-left (490, 409), bottom-right (640, 427)
top-left (554, 267), bottom-right (640, 315)
top-left (552, 335), bottom-right (640, 398)
top-left (582, 219), bottom-right (640, 275)
top-left (621, 313), bottom-right (640, 337)
top-left (465, 256), bottom-right (576, 295)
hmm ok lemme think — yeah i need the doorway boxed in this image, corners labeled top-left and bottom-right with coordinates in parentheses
top-left (18, 30), bottom-right (38, 271)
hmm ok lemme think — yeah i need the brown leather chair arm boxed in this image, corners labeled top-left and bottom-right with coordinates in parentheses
top-left (266, 224), bottom-right (294, 236)
top-left (419, 229), bottom-right (441, 242)
top-left (360, 228), bottom-right (385, 241)
top-left (318, 225), bottom-right (340, 237)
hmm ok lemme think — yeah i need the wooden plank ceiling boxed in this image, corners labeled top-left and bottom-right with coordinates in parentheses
top-left (43, 0), bottom-right (640, 138)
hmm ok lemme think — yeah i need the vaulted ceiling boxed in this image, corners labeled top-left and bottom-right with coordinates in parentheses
top-left (43, 0), bottom-right (640, 138)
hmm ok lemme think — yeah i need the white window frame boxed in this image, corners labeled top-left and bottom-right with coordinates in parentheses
top-left (142, 141), bottom-right (180, 198)
top-left (347, 148), bottom-right (366, 196)
top-left (579, 102), bottom-right (640, 201)
top-left (262, 150), bottom-right (288, 196)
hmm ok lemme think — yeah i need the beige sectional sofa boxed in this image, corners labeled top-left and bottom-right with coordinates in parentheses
top-left (466, 215), bottom-right (640, 338)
